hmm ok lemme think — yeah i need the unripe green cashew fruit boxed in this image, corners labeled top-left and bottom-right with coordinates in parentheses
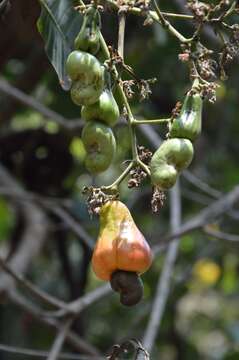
top-left (82, 121), bottom-right (116, 174)
top-left (169, 92), bottom-right (202, 141)
top-left (74, 7), bottom-right (101, 55)
top-left (81, 89), bottom-right (120, 127)
top-left (66, 50), bottom-right (104, 106)
top-left (150, 138), bottom-right (194, 190)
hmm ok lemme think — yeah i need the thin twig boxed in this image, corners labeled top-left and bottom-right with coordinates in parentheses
top-left (0, 203), bottom-right (48, 293)
top-left (47, 318), bottom-right (74, 360)
top-left (45, 283), bottom-right (111, 318)
top-left (51, 207), bottom-right (95, 250)
top-left (0, 343), bottom-right (103, 359)
top-left (142, 181), bottom-right (181, 353)
top-left (118, 11), bottom-right (126, 59)
top-left (0, 181), bottom-right (95, 250)
top-left (183, 171), bottom-right (222, 198)
top-left (132, 118), bottom-right (171, 125)
top-left (0, 165), bottom-right (49, 293)
top-left (67, 282), bottom-right (111, 315)
top-left (0, 79), bottom-right (83, 131)
top-left (203, 227), bottom-right (239, 242)
top-left (152, 0), bottom-right (189, 42)
top-left (0, 257), bottom-right (68, 310)
top-left (8, 290), bottom-right (101, 356)
top-left (182, 188), bottom-right (212, 205)
top-left (153, 184), bottom-right (239, 255)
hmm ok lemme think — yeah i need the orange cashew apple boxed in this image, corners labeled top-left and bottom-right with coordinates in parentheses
top-left (91, 200), bottom-right (153, 281)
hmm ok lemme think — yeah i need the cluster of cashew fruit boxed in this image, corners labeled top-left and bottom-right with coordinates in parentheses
top-left (150, 91), bottom-right (203, 190)
top-left (91, 91), bottom-right (202, 306)
top-left (66, 6), bottom-right (119, 174)
top-left (65, 6), bottom-right (203, 307)
top-left (66, 8), bottom-right (152, 306)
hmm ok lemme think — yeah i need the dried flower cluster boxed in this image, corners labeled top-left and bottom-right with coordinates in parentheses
top-left (128, 146), bottom-right (152, 188)
top-left (82, 186), bottom-right (119, 216)
top-left (151, 186), bottom-right (166, 213)
top-left (123, 78), bottom-right (157, 101)
top-left (187, 0), bottom-right (211, 21)
top-left (107, 338), bottom-right (149, 360)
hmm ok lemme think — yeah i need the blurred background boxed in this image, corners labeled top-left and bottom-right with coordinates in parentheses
top-left (0, 0), bottom-right (239, 359)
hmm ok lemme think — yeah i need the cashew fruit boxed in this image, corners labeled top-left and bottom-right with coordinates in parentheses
top-left (169, 92), bottom-right (202, 141)
top-left (81, 89), bottom-right (120, 127)
top-left (66, 50), bottom-right (104, 106)
top-left (74, 7), bottom-right (101, 55)
top-left (91, 200), bottom-right (153, 281)
top-left (150, 138), bottom-right (194, 190)
top-left (81, 121), bottom-right (116, 174)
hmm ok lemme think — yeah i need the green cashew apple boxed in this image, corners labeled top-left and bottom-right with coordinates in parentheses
top-left (82, 121), bottom-right (116, 174)
top-left (66, 50), bottom-right (104, 106)
top-left (81, 89), bottom-right (120, 127)
top-left (169, 92), bottom-right (202, 142)
top-left (150, 138), bottom-right (194, 190)
top-left (74, 6), bottom-right (101, 55)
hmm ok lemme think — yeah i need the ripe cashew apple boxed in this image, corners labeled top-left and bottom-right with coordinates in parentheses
top-left (91, 201), bottom-right (153, 281)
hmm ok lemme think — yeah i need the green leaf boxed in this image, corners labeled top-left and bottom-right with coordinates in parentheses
top-left (37, 0), bottom-right (82, 90)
